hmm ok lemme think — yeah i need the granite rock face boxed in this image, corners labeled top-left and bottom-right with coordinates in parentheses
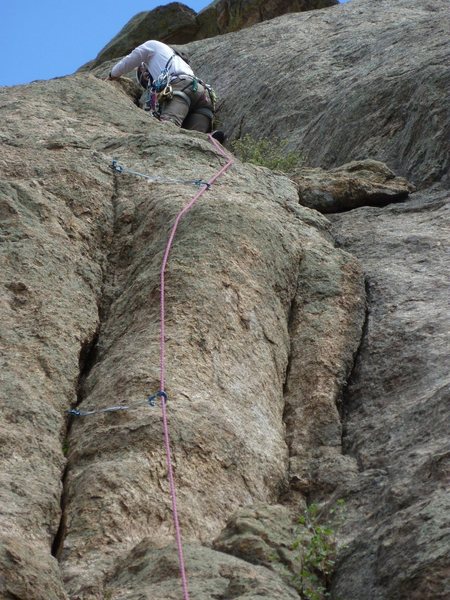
top-left (104, 542), bottom-right (301, 600)
top-left (85, 3), bottom-right (198, 70)
top-left (1, 0), bottom-right (449, 598)
top-left (187, 0), bottom-right (450, 188)
top-left (84, 0), bottom-right (336, 71)
top-left (328, 188), bottom-right (450, 600)
top-left (213, 503), bottom-right (303, 588)
top-left (0, 74), bottom-right (364, 599)
top-left (195, 0), bottom-right (338, 40)
top-left (0, 76), bottom-right (115, 600)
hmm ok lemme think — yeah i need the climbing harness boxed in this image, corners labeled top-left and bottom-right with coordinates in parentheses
top-left (166, 77), bottom-right (217, 125)
top-left (139, 52), bottom-right (217, 124)
top-left (69, 134), bottom-right (234, 600)
top-left (110, 160), bottom-right (211, 188)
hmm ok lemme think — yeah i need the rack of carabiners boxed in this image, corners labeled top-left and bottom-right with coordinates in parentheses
top-left (152, 61), bottom-right (172, 110)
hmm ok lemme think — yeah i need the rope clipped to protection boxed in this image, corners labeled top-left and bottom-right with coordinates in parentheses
top-left (71, 135), bottom-right (234, 600)
top-left (66, 392), bottom-right (167, 416)
top-left (110, 159), bottom-right (211, 188)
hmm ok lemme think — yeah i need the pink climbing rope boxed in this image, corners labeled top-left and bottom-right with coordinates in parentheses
top-left (158, 135), bottom-right (234, 600)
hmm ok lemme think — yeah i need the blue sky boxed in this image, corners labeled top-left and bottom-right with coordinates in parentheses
top-left (1, 1), bottom-right (349, 87)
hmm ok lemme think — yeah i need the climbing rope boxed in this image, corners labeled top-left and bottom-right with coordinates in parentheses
top-left (158, 134), bottom-right (234, 599)
top-left (70, 135), bottom-right (234, 600)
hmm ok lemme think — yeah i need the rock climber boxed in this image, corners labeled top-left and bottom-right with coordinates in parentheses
top-left (108, 39), bottom-right (225, 142)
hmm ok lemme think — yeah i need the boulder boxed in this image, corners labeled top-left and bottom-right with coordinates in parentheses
top-left (292, 159), bottom-right (415, 213)
top-left (213, 503), bottom-right (302, 587)
top-left (104, 542), bottom-right (301, 599)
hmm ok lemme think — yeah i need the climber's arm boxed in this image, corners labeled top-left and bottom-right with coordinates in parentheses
top-left (109, 43), bottom-right (153, 79)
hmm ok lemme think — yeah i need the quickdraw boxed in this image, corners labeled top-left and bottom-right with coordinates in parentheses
top-left (110, 159), bottom-right (211, 189)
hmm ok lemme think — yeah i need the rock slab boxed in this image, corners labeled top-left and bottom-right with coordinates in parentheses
top-left (329, 188), bottom-right (450, 599)
top-left (187, 0), bottom-right (450, 188)
top-left (0, 73), bottom-right (364, 599)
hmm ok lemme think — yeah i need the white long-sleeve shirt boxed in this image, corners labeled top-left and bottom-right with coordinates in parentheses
top-left (110, 40), bottom-right (194, 80)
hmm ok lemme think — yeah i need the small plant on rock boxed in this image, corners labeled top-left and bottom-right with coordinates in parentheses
top-left (231, 134), bottom-right (302, 173)
top-left (292, 499), bottom-right (346, 600)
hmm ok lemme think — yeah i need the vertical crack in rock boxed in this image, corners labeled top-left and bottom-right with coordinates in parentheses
top-left (282, 294), bottom-right (297, 407)
top-left (75, 328), bottom-right (101, 408)
top-left (51, 172), bottom-right (120, 560)
top-left (98, 167), bottom-right (123, 324)
top-left (340, 276), bottom-right (370, 460)
top-left (281, 291), bottom-right (299, 502)
top-left (278, 239), bottom-right (366, 501)
top-left (51, 461), bottom-right (69, 560)
top-left (51, 328), bottom-right (101, 560)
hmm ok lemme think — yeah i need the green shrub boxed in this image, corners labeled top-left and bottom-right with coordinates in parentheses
top-left (231, 134), bottom-right (302, 173)
top-left (292, 499), bottom-right (346, 600)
